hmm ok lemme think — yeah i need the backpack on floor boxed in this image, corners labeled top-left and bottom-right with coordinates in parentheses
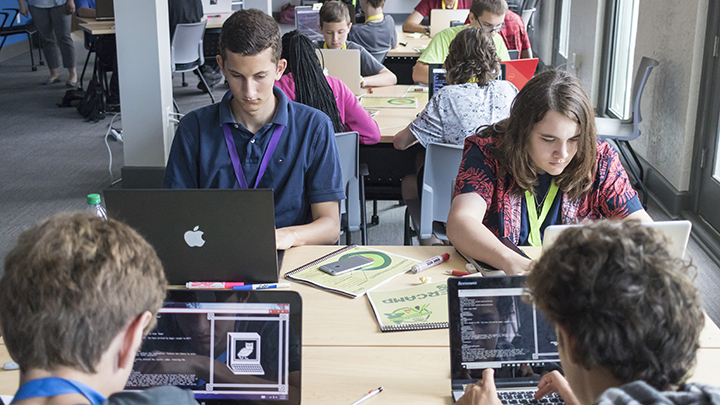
top-left (77, 65), bottom-right (106, 122)
top-left (58, 88), bottom-right (85, 108)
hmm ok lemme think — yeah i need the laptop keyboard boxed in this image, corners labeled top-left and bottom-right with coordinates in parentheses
top-left (497, 390), bottom-right (564, 404)
top-left (230, 363), bottom-right (264, 374)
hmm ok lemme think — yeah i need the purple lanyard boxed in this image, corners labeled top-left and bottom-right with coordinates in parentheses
top-left (223, 123), bottom-right (285, 189)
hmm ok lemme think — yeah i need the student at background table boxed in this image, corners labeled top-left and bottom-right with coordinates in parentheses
top-left (276, 30), bottom-right (380, 145)
top-left (318, 1), bottom-right (396, 87)
top-left (501, 9), bottom-right (532, 58)
top-left (402, 0), bottom-right (472, 34)
top-left (17, 0), bottom-right (77, 87)
top-left (0, 213), bottom-right (199, 405)
top-left (447, 70), bottom-right (652, 275)
top-left (164, 9), bottom-right (345, 250)
top-left (412, 0), bottom-right (510, 84)
top-left (348, 0), bottom-right (398, 62)
top-left (457, 221), bottom-right (720, 405)
top-left (394, 28), bottom-right (517, 215)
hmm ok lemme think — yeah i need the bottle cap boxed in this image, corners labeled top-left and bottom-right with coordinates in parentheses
top-left (87, 194), bottom-right (101, 205)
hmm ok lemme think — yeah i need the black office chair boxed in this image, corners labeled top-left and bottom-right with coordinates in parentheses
top-left (0, 8), bottom-right (43, 71)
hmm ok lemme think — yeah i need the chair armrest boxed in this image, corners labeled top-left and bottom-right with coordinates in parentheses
top-left (198, 39), bottom-right (204, 67)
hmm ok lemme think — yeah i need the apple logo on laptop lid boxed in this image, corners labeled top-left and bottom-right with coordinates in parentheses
top-left (184, 226), bottom-right (206, 247)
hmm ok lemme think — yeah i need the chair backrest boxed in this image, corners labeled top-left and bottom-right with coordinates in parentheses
top-left (521, 8), bottom-right (536, 30)
top-left (417, 142), bottom-right (464, 239)
top-left (335, 131), bottom-right (361, 231)
top-left (630, 56), bottom-right (659, 129)
top-left (171, 21), bottom-right (207, 70)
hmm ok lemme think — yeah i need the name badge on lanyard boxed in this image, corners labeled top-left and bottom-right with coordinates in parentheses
top-left (524, 180), bottom-right (559, 247)
top-left (223, 123), bottom-right (285, 189)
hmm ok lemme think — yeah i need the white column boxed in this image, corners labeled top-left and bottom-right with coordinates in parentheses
top-left (115, 0), bottom-right (174, 167)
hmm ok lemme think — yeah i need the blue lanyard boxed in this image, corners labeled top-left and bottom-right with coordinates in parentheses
top-left (13, 377), bottom-right (107, 405)
top-left (222, 123), bottom-right (285, 189)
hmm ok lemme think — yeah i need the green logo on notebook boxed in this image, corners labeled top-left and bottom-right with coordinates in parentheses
top-left (339, 251), bottom-right (392, 270)
top-left (386, 304), bottom-right (432, 324)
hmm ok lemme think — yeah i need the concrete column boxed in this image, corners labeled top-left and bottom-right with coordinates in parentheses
top-left (115, 0), bottom-right (174, 167)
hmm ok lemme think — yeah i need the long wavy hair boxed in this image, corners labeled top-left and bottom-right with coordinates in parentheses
top-left (444, 27), bottom-right (500, 86)
top-left (478, 70), bottom-right (597, 200)
top-left (281, 30), bottom-right (345, 133)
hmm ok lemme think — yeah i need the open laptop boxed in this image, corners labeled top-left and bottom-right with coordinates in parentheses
top-left (428, 63), bottom-right (447, 99)
top-left (104, 189), bottom-right (280, 285)
top-left (125, 289), bottom-right (302, 404)
top-left (500, 58), bottom-right (539, 90)
top-left (448, 276), bottom-right (564, 403)
top-left (316, 48), bottom-right (362, 95)
top-left (295, 6), bottom-right (323, 41)
top-left (201, 0), bottom-right (233, 16)
top-left (543, 220), bottom-right (693, 259)
top-left (95, 0), bottom-right (114, 21)
top-left (429, 9), bottom-right (469, 37)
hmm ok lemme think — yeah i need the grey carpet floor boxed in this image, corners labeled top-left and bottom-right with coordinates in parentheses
top-left (1, 34), bottom-right (719, 326)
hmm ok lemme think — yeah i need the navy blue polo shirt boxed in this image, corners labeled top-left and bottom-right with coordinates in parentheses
top-left (163, 87), bottom-right (345, 228)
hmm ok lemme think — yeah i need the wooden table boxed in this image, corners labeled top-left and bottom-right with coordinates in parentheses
top-left (77, 15), bottom-right (228, 35)
top-left (2, 246), bottom-right (719, 404)
top-left (368, 85), bottom-right (428, 144)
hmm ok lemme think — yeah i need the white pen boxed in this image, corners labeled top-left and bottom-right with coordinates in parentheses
top-left (350, 387), bottom-right (383, 405)
top-left (233, 282), bottom-right (291, 290)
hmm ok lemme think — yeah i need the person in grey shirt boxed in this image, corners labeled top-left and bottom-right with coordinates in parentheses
top-left (348, 0), bottom-right (398, 62)
top-left (393, 27), bottom-right (516, 205)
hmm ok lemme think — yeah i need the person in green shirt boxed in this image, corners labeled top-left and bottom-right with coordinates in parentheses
top-left (413, 0), bottom-right (510, 84)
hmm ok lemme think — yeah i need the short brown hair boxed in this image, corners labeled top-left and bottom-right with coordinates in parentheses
top-left (220, 9), bottom-right (282, 63)
top-left (470, 0), bottom-right (508, 19)
top-left (319, 1), bottom-right (351, 26)
top-left (445, 27), bottom-right (500, 86)
top-left (527, 220), bottom-right (704, 390)
top-left (0, 213), bottom-right (167, 374)
top-left (481, 69), bottom-right (597, 199)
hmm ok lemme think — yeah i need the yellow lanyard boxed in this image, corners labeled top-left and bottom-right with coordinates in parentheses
top-left (365, 13), bottom-right (383, 23)
top-left (441, 1), bottom-right (458, 9)
top-left (524, 180), bottom-right (559, 247)
top-left (323, 42), bottom-right (347, 49)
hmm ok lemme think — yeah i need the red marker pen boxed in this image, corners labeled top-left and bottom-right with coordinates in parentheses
top-left (411, 253), bottom-right (450, 274)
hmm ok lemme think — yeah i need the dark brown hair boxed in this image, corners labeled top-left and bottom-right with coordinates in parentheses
top-left (319, 1), bottom-right (351, 25)
top-left (527, 220), bottom-right (704, 390)
top-left (445, 27), bottom-right (500, 86)
top-left (0, 213), bottom-right (167, 373)
top-left (480, 69), bottom-right (597, 199)
top-left (469, 0), bottom-right (508, 19)
top-left (220, 9), bottom-right (282, 62)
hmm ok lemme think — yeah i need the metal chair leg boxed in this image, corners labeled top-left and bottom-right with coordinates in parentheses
top-left (196, 67), bottom-right (216, 103)
top-left (181, 72), bottom-right (188, 87)
top-left (403, 207), bottom-right (412, 246)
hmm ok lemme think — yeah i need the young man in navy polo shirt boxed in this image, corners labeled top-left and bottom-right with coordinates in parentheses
top-left (164, 9), bottom-right (345, 250)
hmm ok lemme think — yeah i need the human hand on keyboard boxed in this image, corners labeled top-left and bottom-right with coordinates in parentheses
top-left (456, 369), bottom-right (502, 405)
top-left (534, 370), bottom-right (580, 405)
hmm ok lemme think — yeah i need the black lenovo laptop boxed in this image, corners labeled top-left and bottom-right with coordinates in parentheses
top-left (124, 289), bottom-right (302, 405)
top-left (104, 189), bottom-right (280, 285)
top-left (95, 0), bottom-right (114, 20)
top-left (448, 276), bottom-right (564, 404)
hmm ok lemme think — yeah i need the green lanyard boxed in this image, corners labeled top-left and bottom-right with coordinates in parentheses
top-left (524, 180), bottom-right (559, 247)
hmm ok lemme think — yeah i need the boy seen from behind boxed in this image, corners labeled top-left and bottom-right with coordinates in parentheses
top-left (318, 1), bottom-right (397, 87)
top-left (457, 221), bottom-right (720, 405)
top-left (0, 213), bottom-right (199, 405)
top-left (348, 0), bottom-right (398, 62)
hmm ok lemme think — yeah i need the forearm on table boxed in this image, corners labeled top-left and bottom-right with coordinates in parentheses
top-left (412, 62), bottom-right (429, 84)
top-left (363, 69), bottom-right (397, 87)
top-left (280, 216), bottom-right (340, 247)
top-left (447, 217), bottom-right (528, 273)
top-left (402, 12), bottom-right (426, 33)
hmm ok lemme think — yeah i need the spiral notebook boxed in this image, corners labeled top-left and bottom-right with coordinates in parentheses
top-left (366, 281), bottom-right (449, 332)
top-left (284, 245), bottom-right (419, 298)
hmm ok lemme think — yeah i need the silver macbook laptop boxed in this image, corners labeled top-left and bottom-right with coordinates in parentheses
top-left (295, 6), bottom-right (323, 41)
top-left (125, 289), bottom-right (302, 404)
top-left (104, 189), bottom-right (280, 285)
top-left (429, 9), bottom-right (469, 37)
top-left (316, 48), bottom-right (362, 95)
top-left (543, 220), bottom-right (692, 259)
top-left (448, 276), bottom-right (564, 404)
top-left (95, 0), bottom-right (114, 20)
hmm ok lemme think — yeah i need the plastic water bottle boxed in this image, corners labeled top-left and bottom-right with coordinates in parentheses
top-left (86, 194), bottom-right (108, 220)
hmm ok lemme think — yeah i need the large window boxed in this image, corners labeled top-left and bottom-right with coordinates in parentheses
top-left (606, 0), bottom-right (639, 120)
top-left (558, 0), bottom-right (572, 59)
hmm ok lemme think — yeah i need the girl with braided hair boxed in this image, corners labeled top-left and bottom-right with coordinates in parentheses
top-left (275, 30), bottom-right (380, 144)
